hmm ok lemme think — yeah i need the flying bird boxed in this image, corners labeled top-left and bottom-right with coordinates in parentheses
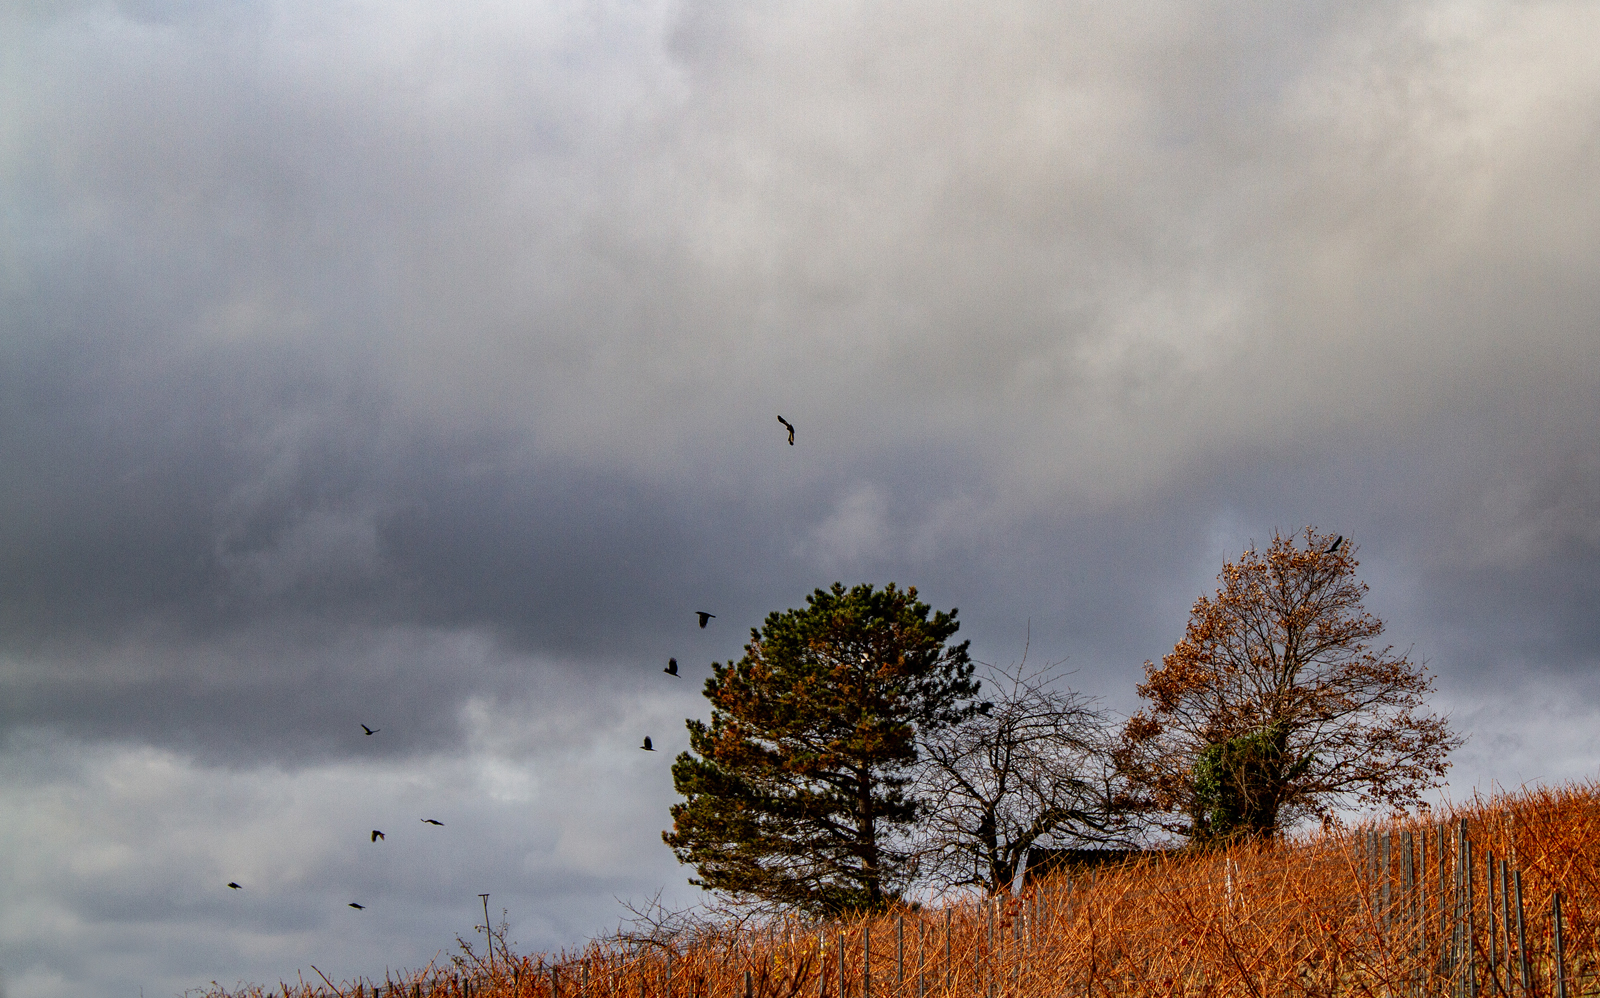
top-left (360, 724), bottom-right (379, 736)
top-left (696, 611), bottom-right (715, 628)
top-left (349, 902), bottom-right (366, 910)
top-left (1326, 535), bottom-right (1344, 554)
top-left (664, 657), bottom-right (679, 677)
top-left (777, 415), bottom-right (795, 445)
top-left (421, 818), bottom-right (444, 826)
top-left (371, 830), bottom-right (385, 842)
top-left (641, 736), bottom-right (654, 751)
top-left (227, 882), bottom-right (242, 890)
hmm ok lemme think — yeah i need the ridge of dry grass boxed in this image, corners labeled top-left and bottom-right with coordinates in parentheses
top-left (209, 779), bottom-right (1600, 998)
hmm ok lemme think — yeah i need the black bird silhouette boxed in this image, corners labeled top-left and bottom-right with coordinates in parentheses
top-left (641, 736), bottom-right (654, 751)
top-left (371, 830), bottom-right (385, 842)
top-left (422, 818), bottom-right (444, 826)
top-left (1326, 535), bottom-right (1344, 554)
top-left (664, 657), bottom-right (679, 677)
top-left (227, 882), bottom-right (242, 890)
top-left (696, 611), bottom-right (715, 628)
top-left (777, 415), bottom-right (795, 445)
top-left (349, 902), bottom-right (366, 910)
top-left (360, 724), bottom-right (379, 736)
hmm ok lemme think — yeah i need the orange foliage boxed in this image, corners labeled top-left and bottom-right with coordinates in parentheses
top-left (1117, 528), bottom-right (1459, 838)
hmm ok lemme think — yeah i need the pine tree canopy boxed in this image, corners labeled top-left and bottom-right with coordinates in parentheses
top-left (663, 582), bottom-right (982, 915)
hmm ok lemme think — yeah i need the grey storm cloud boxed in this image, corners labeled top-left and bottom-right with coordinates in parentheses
top-left (2, 0), bottom-right (1598, 995)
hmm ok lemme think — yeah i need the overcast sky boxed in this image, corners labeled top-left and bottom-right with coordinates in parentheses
top-left (2, 0), bottom-right (1598, 995)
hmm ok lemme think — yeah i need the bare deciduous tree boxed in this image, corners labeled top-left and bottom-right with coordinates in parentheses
top-left (914, 655), bottom-right (1134, 895)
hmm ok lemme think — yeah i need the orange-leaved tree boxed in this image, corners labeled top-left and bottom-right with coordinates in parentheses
top-left (1115, 528), bottom-right (1460, 843)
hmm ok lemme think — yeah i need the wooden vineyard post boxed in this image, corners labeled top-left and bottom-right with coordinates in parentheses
top-left (1553, 892), bottom-right (1567, 998)
top-left (1497, 862), bottom-right (1512, 997)
top-left (1381, 831), bottom-right (1392, 935)
top-left (944, 909), bottom-right (952, 995)
top-left (1486, 851), bottom-right (1498, 997)
top-left (1450, 822), bottom-right (1464, 994)
top-left (1417, 827), bottom-right (1428, 975)
top-left (839, 932), bottom-right (847, 998)
top-left (745, 969), bottom-right (752, 998)
top-left (1401, 830), bottom-right (1416, 996)
top-left (864, 922), bottom-right (872, 998)
top-left (819, 932), bottom-right (828, 998)
top-left (1463, 820), bottom-right (1476, 998)
top-left (1461, 823), bottom-right (1472, 997)
top-left (897, 915), bottom-right (904, 988)
top-left (1513, 868), bottom-right (1530, 996)
top-left (918, 918), bottom-right (926, 998)
top-left (1366, 829), bottom-right (1376, 893)
top-left (1446, 825), bottom-right (1459, 978)
top-left (553, 966), bottom-right (561, 998)
top-left (1469, 843), bottom-right (1478, 998)
top-left (1009, 899), bottom-right (1018, 988)
top-left (986, 901), bottom-right (995, 998)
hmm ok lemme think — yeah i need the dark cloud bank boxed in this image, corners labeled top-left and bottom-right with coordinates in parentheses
top-left (2, 1), bottom-right (1598, 996)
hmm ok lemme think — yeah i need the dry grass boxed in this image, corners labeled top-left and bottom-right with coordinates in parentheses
top-left (210, 779), bottom-right (1600, 998)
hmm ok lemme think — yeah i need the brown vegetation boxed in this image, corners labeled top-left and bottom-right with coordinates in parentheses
top-left (1117, 528), bottom-right (1459, 841)
top-left (209, 778), bottom-right (1600, 998)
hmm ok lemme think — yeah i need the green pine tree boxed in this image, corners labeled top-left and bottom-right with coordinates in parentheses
top-left (663, 582), bottom-right (983, 915)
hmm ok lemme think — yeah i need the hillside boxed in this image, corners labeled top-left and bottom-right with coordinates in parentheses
top-left (209, 779), bottom-right (1600, 997)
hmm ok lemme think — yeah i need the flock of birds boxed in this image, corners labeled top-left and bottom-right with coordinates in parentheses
top-left (225, 415), bottom-right (798, 911)
top-left (226, 714), bottom-right (452, 909)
